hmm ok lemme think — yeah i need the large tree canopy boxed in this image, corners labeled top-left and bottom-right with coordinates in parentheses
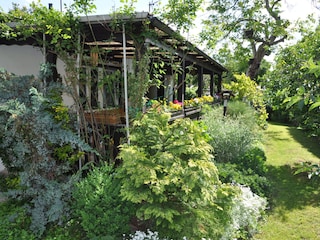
top-left (201, 0), bottom-right (290, 80)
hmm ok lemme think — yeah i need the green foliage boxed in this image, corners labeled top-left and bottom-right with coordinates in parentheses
top-left (1, 2), bottom-right (80, 54)
top-left (0, 73), bottom-right (93, 237)
top-left (0, 201), bottom-right (35, 240)
top-left (239, 147), bottom-right (268, 176)
top-left (262, 24), bottom-right (320, 136)
top-left (201, 104), bottom-right (262, 163)
top-left (202, 0), bottom-right (290, 79)
top-left (217, 163), bottom-right (270, 198)
top-left (72, 163), bottom-right (135, 239)
top-left (226, 100), bottom-right (259, 129)
top-left (185, 85), bottom-right (197, 100)
top-left (0, 200), bottom-right (84, 240)
top-left (201, 105), bottom-right (270, 197)
top-left (157, 0), bottom-right (203, 31)
top-left (117, 108), bottom-right (238, 239)
top-left (294, 161), bottom-right (320, 180)
top-left (224, 74), bottom-right (268, 128)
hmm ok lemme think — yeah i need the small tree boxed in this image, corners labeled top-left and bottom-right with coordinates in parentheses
top-left (116, 107), bottom-right (237, 239)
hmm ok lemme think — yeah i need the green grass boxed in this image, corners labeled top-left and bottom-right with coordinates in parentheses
top-left (254, 122), bottom-right (320, 240)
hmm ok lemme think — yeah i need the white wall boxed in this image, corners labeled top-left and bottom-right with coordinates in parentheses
top-left (0, 45), bottom-right (44, 76)
top-left (0, 159), bottom-right (5, 172)
top-left (0, 45), bottom-right (76, 106)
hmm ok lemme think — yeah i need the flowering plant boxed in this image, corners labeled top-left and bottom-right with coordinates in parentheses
top-left (147, 96), bottom-right (214, 112)
top-left (221, 185), bottom-right (267, 240)
top-left (184, 95), bottom-right (214, 107)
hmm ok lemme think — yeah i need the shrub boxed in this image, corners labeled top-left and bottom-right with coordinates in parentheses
top-left (0, 73), bottom-right (93, 236)
top-left (201, 106), bottom-right (261, 163)
top-left (72, 163), bottom-right (135, 239)
top-left (226, 101), bottom-right (259, 129)
top-left (224, 74), bottom-right (268, 128)
top-left (0, 201), bottom-right (35, 240)
top-left (239, 146), bottom-right (267, 176)
top-left (116, 108), bottom-right (238, 239)
top-left (124, 186), bottom-right (267, 240)
top-left (202, 105), bottom-right (270, 197)
top-left (217, 163), bottom-right (270, 198)
top-left (294, 161), bottom-right (320, 180)
top-left (221, 185), bottom-right (267, 240)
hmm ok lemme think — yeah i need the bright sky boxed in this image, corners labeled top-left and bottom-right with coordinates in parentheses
top-left (1, 0), bottom-right (319, 54)
top-left (0, 0), bottom-right (153, 13)
top-left (1, 0), bottom-right (319, 19)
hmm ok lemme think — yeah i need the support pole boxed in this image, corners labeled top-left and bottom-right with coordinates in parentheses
top-left (122, 24), bottom-right (130, 144)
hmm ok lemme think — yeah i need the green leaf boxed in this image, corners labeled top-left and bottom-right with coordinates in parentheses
top-left (309, 101), bottom-right (320, 111)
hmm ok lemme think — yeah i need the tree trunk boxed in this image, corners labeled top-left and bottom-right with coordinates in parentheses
top-left (246, 45), bottom-right (266, 80)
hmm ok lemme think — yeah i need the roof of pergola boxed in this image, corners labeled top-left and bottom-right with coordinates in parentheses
top-left (0, 12), bottom-right (227, 75)
top-left (79, 12), bottom-right (227, 74)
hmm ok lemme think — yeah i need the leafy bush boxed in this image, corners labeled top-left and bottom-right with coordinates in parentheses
top-left (124, 186), bottom-right (267, 240)
top-left (239, 147), bottom-right (268, 176)
top-left (202, 105), bottom-right (270, 197)
top-left (221, 185), bottom-right (267, 240)
top-left (0, 73), bottom-right (93, 236)
top-left (226, 101), bottom-right (259, 129)
top-left (201, 106), bottom-right (261, 163)
top-left (72, 163), bottom-right (135, 239)
top-left (224, 73), bottom-right (268, 128)
top-left (117, 108), bottom-right (238, 239)
top-left (0, 201), bottom-right (35, 240)
top-left (217, 163), bottom-right (270, 198)
top-left (294, 161), bottom-right (320, 180)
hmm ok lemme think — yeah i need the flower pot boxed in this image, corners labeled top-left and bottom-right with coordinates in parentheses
top-left (85, 108), bottom-right (125, 125)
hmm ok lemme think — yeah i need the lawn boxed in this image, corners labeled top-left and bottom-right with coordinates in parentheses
top-left (254, 122), bottom-right (320, 240)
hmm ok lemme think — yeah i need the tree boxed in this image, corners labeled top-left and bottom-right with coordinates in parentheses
top-left (156, 0), bottom-right (204, 31)
top-left (261, 24), bottom-right (320, 136)
top-left (201, 0), bottom-right (290, 80)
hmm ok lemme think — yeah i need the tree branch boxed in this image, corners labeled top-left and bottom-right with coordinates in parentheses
top-left (269, 35), bottom-right (287, 46)
top-left (265, 0), bottom-right (281, 21)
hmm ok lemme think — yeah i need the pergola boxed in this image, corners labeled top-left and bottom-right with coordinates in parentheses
top-left (79, 12), bottom-right (227, 102)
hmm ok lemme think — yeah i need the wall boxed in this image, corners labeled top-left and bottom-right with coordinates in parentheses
top-left (0, 45), bottom-right (75, 106)
top-left (0, 45), bottom-right (44, 76)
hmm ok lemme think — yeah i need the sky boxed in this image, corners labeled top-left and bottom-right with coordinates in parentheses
top-left (0, 0), bottom-right (154, 13)
top-left (1, 0), bottom-right (319, 19)
top-left (1, 0), bottom-right (319, 56)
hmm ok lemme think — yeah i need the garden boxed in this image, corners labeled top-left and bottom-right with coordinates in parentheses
top-left (1, 0), bottom-right (320, 239)
top-left (0, 70), bottom-right (269, 239)
top-left (0, 66), bottom-right (319, 240)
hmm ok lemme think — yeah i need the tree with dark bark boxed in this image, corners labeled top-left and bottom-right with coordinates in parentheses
top-left (201, 0), bottom-right (290, 80)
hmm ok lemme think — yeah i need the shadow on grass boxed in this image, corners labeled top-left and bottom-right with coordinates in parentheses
top-left (265, 122), bottom-right (291, 142)
top-left (266, 164), bottom-right (320, 221)
top-left (287, 127), bottom-right (320, 159)
top-left (265, 130), bottom-right (290, 142)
